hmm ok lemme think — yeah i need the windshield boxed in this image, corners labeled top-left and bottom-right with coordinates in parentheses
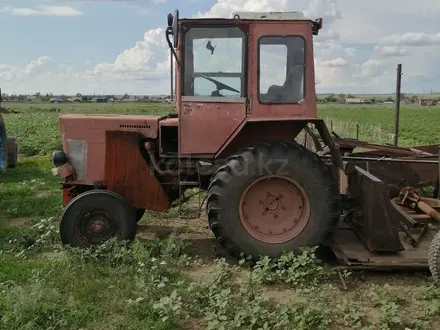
top-left (182, 26), bottom-right (246, 98)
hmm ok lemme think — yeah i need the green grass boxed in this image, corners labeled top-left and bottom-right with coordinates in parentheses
top-left (2, 101), bottom-right (440, 329)
top-left (319, 103), bottom-right (440, 146)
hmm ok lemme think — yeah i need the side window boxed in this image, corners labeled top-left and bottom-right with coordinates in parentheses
top-left (183, 26), bottom-right (246, 98)
top-left (258, 36), bottom-right (305, 104)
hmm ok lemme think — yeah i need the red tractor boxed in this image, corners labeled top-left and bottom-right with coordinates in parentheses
top-left (52, 10), bottom-right (440, 280)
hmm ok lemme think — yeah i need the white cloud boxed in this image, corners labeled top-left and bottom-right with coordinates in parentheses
top-left (360, 59), bottom-right (382, 77)
top-left (379, 32), bottom-right (440, 47)
top-left (1, 0), bottom-right (440, 94)
top-left (1, 5), bottom-right (82, 17)
top-left (318, 57), bottom-right (348, 67)
top-left (374, 45), bottom-right (410, 57)
top-left (345, 47), bottom-right (356, 57)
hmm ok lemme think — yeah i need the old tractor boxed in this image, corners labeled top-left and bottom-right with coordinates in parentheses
top-left (51, 10), bottom-right (440, 282)
top-left (0, 89), bottom-right (18, 174)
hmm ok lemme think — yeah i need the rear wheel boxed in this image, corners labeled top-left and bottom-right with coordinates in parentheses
top-left (60, 190), bottom-right (137, 248)
top-left (206, 141), bottom-right (341, 259)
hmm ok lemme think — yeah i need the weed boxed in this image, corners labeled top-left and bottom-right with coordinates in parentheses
top-left (251, 247), bottom-right (333, 287)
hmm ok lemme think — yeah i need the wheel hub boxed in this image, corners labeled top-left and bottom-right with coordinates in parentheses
top-left (239, 175), bottom-right (311, 244)
top-left (262, 193), bottom-right (282, 214)
top-left (89, 218), bottom-right (107, 234)
top-left (78, 210), bottom-right (116, 244)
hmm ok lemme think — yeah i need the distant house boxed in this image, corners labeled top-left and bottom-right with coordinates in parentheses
top-left (91, 96), bottom-right (107, 103)
top-left (26, 95), bottom-right (41, 102)
top-left (335, 97), bottom-right (346, 104)
top-left (345, 98), bottom-right (362, 104)
top-left (419, 97), bottom-right (438, 107)
top-left (123, 95), bottom-right (138, 102)
top-left (67, 97), bottom-right (82, 102)
top-left (50, 96), bottom-right (64, 103)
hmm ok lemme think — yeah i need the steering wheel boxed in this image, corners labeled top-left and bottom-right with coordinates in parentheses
top-left (201, 75), bottom-right (240, 96)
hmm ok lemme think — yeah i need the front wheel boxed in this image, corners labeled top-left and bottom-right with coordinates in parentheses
top-left (135, 208), bottom-right (146, 222)
top-left (428, 231), bottom-right (440, 285)
top-left (60, 190), bottom-right (137, 248)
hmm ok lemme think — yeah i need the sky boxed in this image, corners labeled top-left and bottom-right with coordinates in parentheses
top-left (0, 0), bottom-right (439, 95)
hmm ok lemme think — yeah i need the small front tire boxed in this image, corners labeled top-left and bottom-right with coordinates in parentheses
top-left (429, 231), bottom-right (440, 285)
top-left (60, 189), bottom-right (137, 248)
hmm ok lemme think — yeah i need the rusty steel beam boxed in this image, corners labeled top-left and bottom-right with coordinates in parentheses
top-left (321, 155), bottom-right (439, 164)
top-left (398, 187), bottom-right (440, 222)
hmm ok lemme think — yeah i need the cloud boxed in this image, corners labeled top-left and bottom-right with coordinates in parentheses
top-left (318, 57), bottom-right (348, 67)
top-left (360, 59), bottom-right (382, 77)
top-left (1, 0), bottom-right (440, 94)
top-left (1, 5), bottom-right (82, 17)
top-left (379, 32), bottom-right (440, 47)
top-left (374, 45), bottom-right (410, 57)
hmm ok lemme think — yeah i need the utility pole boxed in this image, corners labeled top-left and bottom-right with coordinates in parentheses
top-left (393, 64), bottom-right (402, 146)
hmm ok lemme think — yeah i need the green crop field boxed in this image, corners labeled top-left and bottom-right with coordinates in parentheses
top-left (1, 102), bottom-right (440, 329)
top-left (319, 103), bottom-right (440, 146)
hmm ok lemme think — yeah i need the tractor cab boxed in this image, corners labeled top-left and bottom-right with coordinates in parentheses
top-left (159, 10), bottom-right (323, 157)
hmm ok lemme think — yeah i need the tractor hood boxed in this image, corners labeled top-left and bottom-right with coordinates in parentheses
top-left (55, 114), bottom-right (161, 184)
top-left (59, 114), bottom-right (160, 141)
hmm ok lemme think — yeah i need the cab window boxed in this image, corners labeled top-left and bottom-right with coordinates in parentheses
top-left (258, 36), bottom-right (305, 103)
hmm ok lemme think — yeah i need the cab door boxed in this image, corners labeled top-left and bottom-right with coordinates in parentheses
top-left (178, 24), bottom-right (248, 156)
top-left (248, 21), bottom-right (316, 118)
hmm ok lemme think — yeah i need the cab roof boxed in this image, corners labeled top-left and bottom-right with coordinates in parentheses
top-left (179, 12), bottom-right (322, 35)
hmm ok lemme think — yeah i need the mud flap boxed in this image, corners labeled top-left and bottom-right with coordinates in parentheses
top-left (344, 162), bottom-right (404, 252)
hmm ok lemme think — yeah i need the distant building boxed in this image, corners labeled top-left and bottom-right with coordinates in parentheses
top-left (419, 97), bottom-right (438, 107)
top-left (66, 97), bottom-right (82, 102)
top-left (345, 98), bottom-right (362, 104)
top-left (49, 96), bottom-right (64, 103)
top-left (26, 95), bottom-right (41, 102)
top-left (91, 96), bottom-right (107, 103)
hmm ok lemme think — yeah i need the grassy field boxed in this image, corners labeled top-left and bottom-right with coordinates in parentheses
top-left (1, 102), bottom-right (440, 329)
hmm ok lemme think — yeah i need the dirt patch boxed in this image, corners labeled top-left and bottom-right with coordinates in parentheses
top-left (41, 251), bottom-right (63, 259)
top-left (187, 263), bottom-right (217, 281)
top-left (7, 217), bottom-right (32, 227)
top-left (262, 284), bottom-right (296, 303)
top-left (187, 316), bottom-right (203, 330)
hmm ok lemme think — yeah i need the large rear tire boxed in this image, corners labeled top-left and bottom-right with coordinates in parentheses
top-left (60, 190), bottom-right (137, 248)
top-left (206, 141), bottom-right (341, 259)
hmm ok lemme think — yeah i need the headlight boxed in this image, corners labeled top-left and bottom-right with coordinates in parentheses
top-left (52, 150), bottom-right (67, 166)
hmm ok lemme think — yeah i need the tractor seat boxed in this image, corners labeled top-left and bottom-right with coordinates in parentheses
top-left (168, 113), bottom-right (178, 118)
